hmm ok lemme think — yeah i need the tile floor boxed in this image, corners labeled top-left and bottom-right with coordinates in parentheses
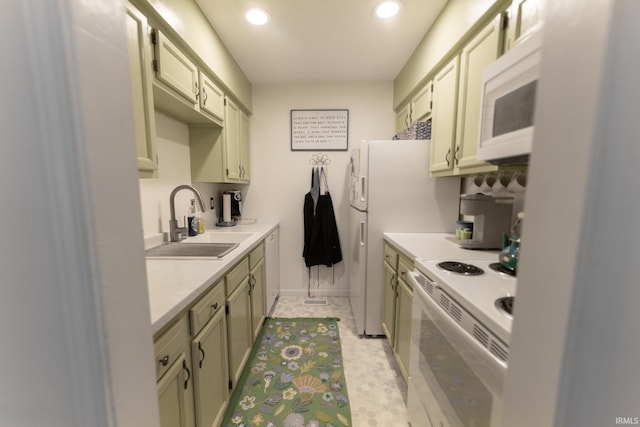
top-left (271, 296), bottom-right (409, 426)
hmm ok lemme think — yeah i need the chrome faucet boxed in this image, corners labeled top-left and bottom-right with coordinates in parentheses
top-left (169, 185), bottom-right (206, 242)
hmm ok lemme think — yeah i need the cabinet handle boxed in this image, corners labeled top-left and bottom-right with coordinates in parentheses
top-left (159, 355), bottom-right (170, 366)
top-left (182, 359), bottom-right (191, 390)
top-left (198, 342), bottom-right (205, 369)
top-left (211, 302), bottom-right (219, 312)
top-left (445, 148), bottom-right (451, 167)
top-left (194, 81), bottom-right (199, 100)
top-left (454, 145), bottom-right (460, 165)
top-left (202, 87), bottom-right (208, 105)
top-left (390, 273), bottom-right (396, 288)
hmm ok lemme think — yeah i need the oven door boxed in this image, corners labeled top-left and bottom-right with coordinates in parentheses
top-left (408, 272), bottom-right (507, 427)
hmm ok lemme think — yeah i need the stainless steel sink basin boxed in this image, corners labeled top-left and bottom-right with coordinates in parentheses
top-left (145, 242), bottom-right (238, 259)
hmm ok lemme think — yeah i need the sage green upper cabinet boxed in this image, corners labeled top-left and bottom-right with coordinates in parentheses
top-left (395, 103), bottom-right (411, 133)
top-left (224, 98), bottom-right (241, 182)
top-left (395, 81), bottom-right (432, 133)
top-left (188, 102), bottom-right (251, 184)
top-left (239, 110), bottom-right (251, 182)
top-left (151, 29), bottom-right (224, 127)
top-left (429, 56), bottom-right (459, 175)
top-left (154, 30), bottom-right (198, 105)
top-left (411, 81), bottom-right (433, 123)
top-left (505, 0), bottom-right (544, 51)
top-left (453, 14), bottom-right (503, 175)
top-left (125, 3), bottom-right (157, 178)
top-left (198, 73), bottom-right (225, 123)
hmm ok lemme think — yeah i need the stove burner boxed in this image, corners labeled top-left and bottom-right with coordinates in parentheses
top-left (495, 296), bottom-right (514, 318)
top-left (489, 262), bottom-right (517, 277)
top-left (437, 261), bottom-right (484, 276)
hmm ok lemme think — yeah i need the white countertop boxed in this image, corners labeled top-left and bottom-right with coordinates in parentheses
top-left (384, 232), bottom-right (516, 345)
top-left (146, 222), bottom-right (279, 335)
top-left (383, 232), bottom-right (499, 262)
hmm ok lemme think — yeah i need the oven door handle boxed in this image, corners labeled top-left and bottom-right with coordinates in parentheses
top-left (410, 272), bottom-right (509, 372)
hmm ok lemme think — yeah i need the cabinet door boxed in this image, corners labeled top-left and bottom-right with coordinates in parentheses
top-left (224, 98), bottom-right (241, 181)
top-left (250, 258), bottom-right (265, 341)
top-left (157, 353), bottom-right (195, 427)
top-left (394, 277), bottom-right (413, 381)
top-left (506, 0), bottom-right (543, 50)
top-left (192, 308), bottom-right (228, 427)
top-left (381, 261), bottom-right (396, 346)
top-left (226, 278), bottom-right (252, 389)
top-left (154, 31), bottom-right (198, 105)
top-left (125, 4), bottom-right (157, 177)
top-left (395, 103), bottom-right (411, 132)
top-left (454, 14), bottom-right (503, 174)
top-left (430, 56), bottom-right (459, 175)
top-left (239, 110), bottom-right (251, 182)
top-left (199, 72), bottom-right (225, 123)
top-left (411, 81), bottom-right (432, 123)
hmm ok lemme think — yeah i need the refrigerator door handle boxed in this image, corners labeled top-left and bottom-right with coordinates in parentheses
top-left (360, 177), bottom-right (366, 202)
top-left (359, 221), bottom-right (366, 246)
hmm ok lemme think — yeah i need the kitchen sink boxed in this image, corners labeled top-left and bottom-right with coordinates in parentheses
top-left (145, 242), bottom-right (239, 259)
top-left (181, 231), bottom-right (255, 245)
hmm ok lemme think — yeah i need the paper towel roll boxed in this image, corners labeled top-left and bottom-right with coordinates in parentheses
top-left (222, 193), bottom-right (232, 223)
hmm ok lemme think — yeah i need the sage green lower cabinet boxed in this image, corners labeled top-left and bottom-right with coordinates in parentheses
top-left (381, 241), bottom-right (413, 382)
top-left (394, 272), bottom-right (413, 381)
top-left (226, 268), bottom-right (252, 390)
top-left (249, 244), bottom-right (266, 341)
top-left (154, 316), bottom-right (195, 427)
top-left (381, 261), bottom-right (396, 345)
top-left (191, 307), bottom-right (228, 427)
top-left (154, 239), bottom-right (268, 425)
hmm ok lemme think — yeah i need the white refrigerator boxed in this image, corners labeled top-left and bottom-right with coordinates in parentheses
top-left (348, 140), bottom-right (461, 336)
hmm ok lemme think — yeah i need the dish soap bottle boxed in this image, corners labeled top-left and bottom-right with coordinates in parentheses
top-left (196, 209), bottom-right (205, 234)
top-left (187, 199), bottom-right (197, 236)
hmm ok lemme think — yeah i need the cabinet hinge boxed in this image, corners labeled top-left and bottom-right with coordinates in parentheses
top-left (150, 29), bottom-right (157, 45)
top-left (429, 100), bottom-right (433, 110)
top-left (229, 379), bottom-right (233, 390)
top-left (225, 304), bottom-right (229, 315)
top-left (501, 12), bottom-right (509, 30)
top-left (224, 98), bottom-right (227, 106)
top-left (226, 168), bottom-right (229, 177)
top-left (152, 59), bottom-right (159, 72)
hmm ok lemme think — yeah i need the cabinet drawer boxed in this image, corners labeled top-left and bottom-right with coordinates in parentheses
top-left (383, 243), bottom-right (399, 270)
top-left (154, 315), bottom-right (189, 380)
top-left (398, 256), bottom-right (414, 289)
top-left (226, 257), bottom-right (249, 295)
top-left (249, 243), bottom-right (264, 270)
top-left (189, 279), bottom-right (225, 335)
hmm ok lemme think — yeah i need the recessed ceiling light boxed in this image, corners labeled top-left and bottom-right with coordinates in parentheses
top-left (375, 1), bottom-right (400, 19)
top-left (246, 8), bottom-right (270, 26)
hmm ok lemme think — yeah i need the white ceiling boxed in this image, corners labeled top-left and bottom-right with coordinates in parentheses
top-left (195, 0), bottom-right (448, 84)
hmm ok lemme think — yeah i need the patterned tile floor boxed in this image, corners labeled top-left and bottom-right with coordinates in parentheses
top-left (271, 296), bottom-right (409, 427)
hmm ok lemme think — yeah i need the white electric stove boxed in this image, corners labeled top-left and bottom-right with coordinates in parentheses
top-left (407, 257), bottom-right (517, 427)
top-left (415, 258), bottom-right (517, 344)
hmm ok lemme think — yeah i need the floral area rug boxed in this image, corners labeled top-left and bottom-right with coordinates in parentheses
top-left (222, 317), bottom-right (352, 427)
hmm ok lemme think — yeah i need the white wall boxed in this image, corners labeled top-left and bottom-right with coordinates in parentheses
top-left (1, 0), bottom-right (158, 425)
top-left (138, 112), bottom-right (231, 242)
top-left (502, 1), bottom-right (640, 426)
top-left (242, 81), bottom-right (395, 296)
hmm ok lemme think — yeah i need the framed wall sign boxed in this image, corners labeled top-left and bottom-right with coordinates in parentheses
top-left (291, 109), bottom-right (349, 151)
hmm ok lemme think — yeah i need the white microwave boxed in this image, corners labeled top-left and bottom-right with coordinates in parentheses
top-left (477, 32), bottom-right (542, 164)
